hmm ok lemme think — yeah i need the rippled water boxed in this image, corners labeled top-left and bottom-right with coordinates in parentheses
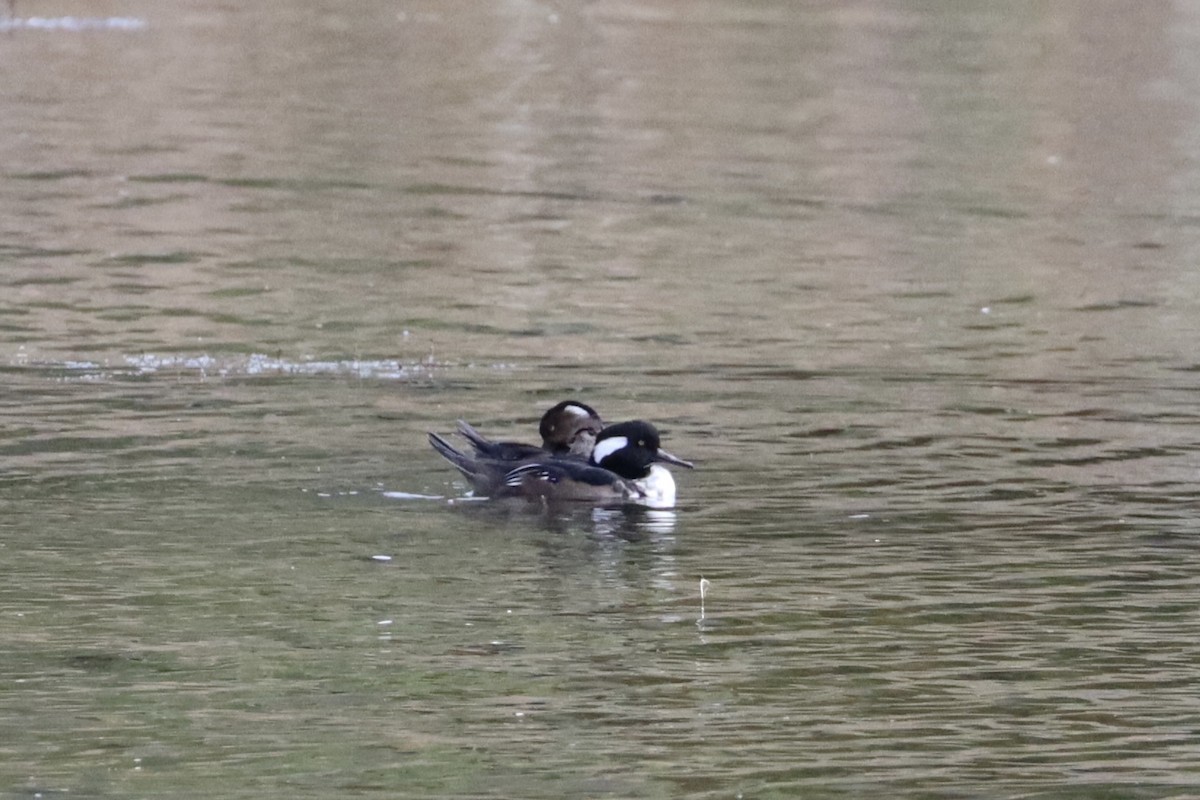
top-left (4, 1), bottom-right (1200, 797)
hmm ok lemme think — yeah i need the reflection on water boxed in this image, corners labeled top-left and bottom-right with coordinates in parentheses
top-left (4, 0), bottom-right (1200, 797)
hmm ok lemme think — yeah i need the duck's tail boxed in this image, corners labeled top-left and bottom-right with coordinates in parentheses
top-left (427, 431), bottom-right (480, 482)
top-left (454, 420), bottom-right (492, 454)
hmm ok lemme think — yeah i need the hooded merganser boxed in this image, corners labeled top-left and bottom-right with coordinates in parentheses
top-left (428, 400), bottom-right (603, 496)
top-left (456, 400), bottom-right (603, 462)
top-left (502, 420), bottom-right (694, 508)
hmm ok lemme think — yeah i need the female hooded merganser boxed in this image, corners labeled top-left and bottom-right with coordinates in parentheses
top-left (455, 400), bottom-right (603, 462)
top-left (428, 400), bottom-right (603, 496)
top-left (501, 420), bottom-right (694, 508)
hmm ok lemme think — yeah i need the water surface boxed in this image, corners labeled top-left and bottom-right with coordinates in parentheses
top-left (3, 1), bottom-right (1200, 797)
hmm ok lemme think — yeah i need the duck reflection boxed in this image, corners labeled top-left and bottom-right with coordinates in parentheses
top-left (447, 497), bottom-right (677, 541)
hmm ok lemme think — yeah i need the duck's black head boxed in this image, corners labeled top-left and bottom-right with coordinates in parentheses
top-left (589, 420), bottom-right (694, 479)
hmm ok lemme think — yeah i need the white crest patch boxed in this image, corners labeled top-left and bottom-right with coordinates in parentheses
top-left (591, 436), bottom-right (628, 464)
top-left (563, 404), bottom-right (591, 419)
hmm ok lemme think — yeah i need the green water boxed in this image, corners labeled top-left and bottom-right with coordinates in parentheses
top-left (4, 1), bottom-right (1200, 797)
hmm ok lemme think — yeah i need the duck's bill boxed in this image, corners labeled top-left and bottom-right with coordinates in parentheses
top-left (655, 448), bottom-right (695, 469)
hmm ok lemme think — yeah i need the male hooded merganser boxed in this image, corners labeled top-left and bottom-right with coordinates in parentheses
top-left (502, 420), bottom-right (694, 508)
top-left (428, 400), bottom-right (603, 496)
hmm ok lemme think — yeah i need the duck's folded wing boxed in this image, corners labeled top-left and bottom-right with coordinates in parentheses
top-left (456, 420), bottom-right (544, 461)
top-left (503, 461), bottom-right (633, 502)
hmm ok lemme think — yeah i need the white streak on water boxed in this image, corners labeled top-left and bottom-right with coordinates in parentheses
top-left (15, 354), bottom-right (519, 381)
top-left (125, 353), bottom-right (421, 379)
top-left (381, 491), bottom-right (444, 501)
top-left (0, 17), bottom-right (148, 32)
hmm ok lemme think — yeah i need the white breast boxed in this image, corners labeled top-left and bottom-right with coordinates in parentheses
top-left (633, 464), bottom-right (677, 509)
